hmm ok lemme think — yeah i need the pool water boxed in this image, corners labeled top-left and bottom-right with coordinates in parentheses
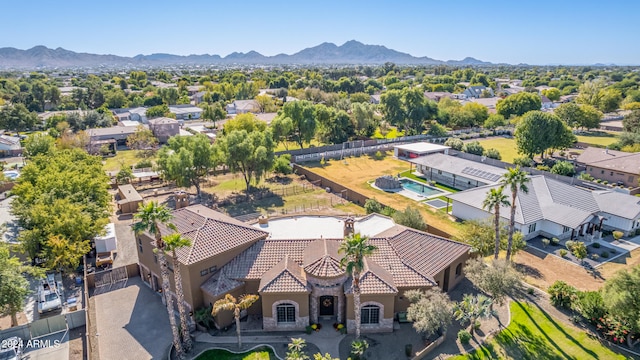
top-left (400, 179), bottom-right (444, 197)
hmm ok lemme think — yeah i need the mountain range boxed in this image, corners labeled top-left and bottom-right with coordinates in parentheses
top-left (0, 40), bottom-right (493, 69)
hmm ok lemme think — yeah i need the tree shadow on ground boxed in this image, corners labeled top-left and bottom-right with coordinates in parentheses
top-left (524, 246), bottom-right (550, 260)
top-left (514, 262), bottom-right (543, 279)
top-left (495, 323), bottom-right (561, 360)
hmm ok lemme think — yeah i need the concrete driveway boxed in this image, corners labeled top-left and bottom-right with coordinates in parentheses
top-left (94, 277), bottom-right (172, 360)
top-left (21, 331), bottom-right (69, 360)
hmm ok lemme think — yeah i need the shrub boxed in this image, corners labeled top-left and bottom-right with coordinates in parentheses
top-left (273, 154), bottom-right (293, 175)
top-left (444, 138), bottom-right (464, 151)
top-left (551, 161), bottom-right (576, 177)
top-left (548, 280), bottom-right (578, 309)
top-left (565, 240), bottom-right (575, 250)
top-left (458, 330), bottom-right (472, 344)
top-left (474, 320), bottom-right (482, 329)
top-left (536, 165), bottom-right (550, 171)
top-left (601, 251), bottom-right (609, 258)
top-left (551, 238), bottom-right (560, 246)
top-left (610, 249), bottom-right (617, 254)
top-left (374, 150), bottom-right (383, 160)
top-left (135, 159), bottom-right (153, 169)
top-left (527, 287), bottom-right (535, 295)
top-left (592, 242), bottom-right (601, 248)
top-left (542, 238), bottom-right (550, 248)
top-left (591, 253), bottom-right (599, 261)
top-left (612, 231), bottom-right (623, 240)
top-left (575, 291), bottom-right (606, 322)
top-left (559, 249), bottom-right (568, 257)
top-left (305, 325), bottom-right (313, 334)
top-left (513, 156), bottom-right (533, 168)
top-left (364, 198), bottom-right (383, 214)
top-left (462, 141), bottom-right (484, 156)
top-left (484, 148), bottom-right (502, 160)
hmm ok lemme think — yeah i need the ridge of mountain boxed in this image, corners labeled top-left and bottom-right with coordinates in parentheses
top-left (0, 40), bottom-right (494, 68)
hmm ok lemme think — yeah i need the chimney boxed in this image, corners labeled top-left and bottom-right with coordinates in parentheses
top-left (344, 217), bottom-right (355, 237)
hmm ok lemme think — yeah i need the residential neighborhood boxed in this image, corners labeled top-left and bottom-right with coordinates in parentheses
top-left (2, 3), bottom-right (640, 360)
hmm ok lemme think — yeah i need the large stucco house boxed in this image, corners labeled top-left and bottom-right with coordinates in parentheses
top-left (448, 175), bottom-right (640, 241)
top-left (135, 205), bottom-right (471, 334)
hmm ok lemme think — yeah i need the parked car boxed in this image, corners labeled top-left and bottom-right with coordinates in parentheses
top-left (37, 273), bottom-right (62, 314)
top-left (0, 337), bottom-right (22, 360)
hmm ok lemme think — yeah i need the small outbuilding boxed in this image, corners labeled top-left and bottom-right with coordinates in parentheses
top-left (117, 184), bottom-right (143, 214)
top-left (95, 223), bottom-right (117, 253)
top-left (393, 142), bottom-right (450, 159)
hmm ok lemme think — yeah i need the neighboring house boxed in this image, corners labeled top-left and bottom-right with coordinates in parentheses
top-left (135, 205), bottom-right (471, 333)
top-left (370, 94), bottom-right (381, 104)
top-left (113, 107), bottom-right (148, 124)
top-left (226, 100), bottom-right (260, 114)
top-left (407, 153), bottom-right (507, 191)
top-left (0, 135), bottom-right (22, 152)
top-left (148, 117), bottom-right (180, 143)
top-left (467, 97), bottom-right (499, 113)
top-left (192, 91), bottom-right (206, 105)
top-left (540, 95), bottom-right (555, 110)
top-left (463, 86), bottom-right (494, 99)
top-left (448, 175), bottom-right (640, 240)
top-left (169, 105), bottom-right (202, 120)
top-left (393, 143), bottom-right (450, 159)
top-left (186, 85), bottom-right (203, 96)
top-left (576, 147), bottom-right (640, 187)
top-left (87, 125), bottom-right (140, 144)
top-left (424, 92), bottom-right (454, 102)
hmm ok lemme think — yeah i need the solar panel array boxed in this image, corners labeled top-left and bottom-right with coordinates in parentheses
top-left (461, 167), bottom-right (502, 182)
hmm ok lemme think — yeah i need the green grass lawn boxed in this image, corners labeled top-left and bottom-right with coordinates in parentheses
top-left (195, 347), bottom-right (277, 360)
top-left (475, 138), bottom-right (519, 164)
top-left (274, 139), bottom-right (324, 152)
top-left (373, 126), bottom-right (405, 139)
top-left (575, 133), bottom-right (619, 147)
top-left (103, 150), bottom-right (152, 171)
top-left (450, 301), bottom-right (631, 360)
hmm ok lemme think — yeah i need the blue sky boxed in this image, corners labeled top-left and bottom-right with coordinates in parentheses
top-left (2, 0), bottom-right (639, 65)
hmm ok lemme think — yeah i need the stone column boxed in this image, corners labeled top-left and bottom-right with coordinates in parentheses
top-left (337, 294), bottom-right (343, 323)
top-left (310, 294), bottom-right (318, 324)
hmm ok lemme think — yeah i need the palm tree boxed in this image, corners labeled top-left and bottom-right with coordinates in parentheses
top-left (339, 233), bottom-right (377, 339)
top-left (163, 233), bottom-right (193, 352)
top-left (482, 186), bottom-right (510, 259)
top-left (453, 294), bottom-right (495, 336)
top-left (500, 167), bottom-right (530, 261)
top-left (212, 293), bottom-right (260, 348)
top-left (286, 338), bottom-right (310, 360)
top-left (133, 202), bottom-right (184, 358)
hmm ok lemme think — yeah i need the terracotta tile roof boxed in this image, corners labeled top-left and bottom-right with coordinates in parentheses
top-left (368, 239), bottom-right (435, 287)
top-left (159, 205), bottom-right (268, 265)
top-left (223, 239), bottom-right (314, 280)
top-left (200, 270), bottom-right (244, 297)
top-left (387, 229), bottom-right (470, 278)
top-left (259, 255), bottom-right (309, 293)
top-left (345, 258), bottom-right (397, 294)
top-left (303, 239), bottom-right (344, 278)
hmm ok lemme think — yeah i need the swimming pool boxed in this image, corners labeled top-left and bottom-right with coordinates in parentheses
top-left (399, 178), bottom-right (444, 197)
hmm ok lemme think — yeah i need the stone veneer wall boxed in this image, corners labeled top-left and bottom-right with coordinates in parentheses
top-left (307, 274), bottom-right (347, 324)
top-left (346, 301), bottom-right (393, 334)
top-left (263, 299), bottom-right (309, 331)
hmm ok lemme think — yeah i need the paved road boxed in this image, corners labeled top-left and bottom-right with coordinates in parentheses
top-left (94, 277), bottom-right (172, 360)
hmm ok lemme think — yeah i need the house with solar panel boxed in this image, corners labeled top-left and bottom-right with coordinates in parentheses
top-left (407, 153), bottom-right (507, 190)
top-left (135, 204), bottom-right (471, 334)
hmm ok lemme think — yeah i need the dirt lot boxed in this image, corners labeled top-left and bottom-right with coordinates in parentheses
top-left (515, 246), bottom-right (640, 291)
top-left (301, 151), bottom-right (464, 237)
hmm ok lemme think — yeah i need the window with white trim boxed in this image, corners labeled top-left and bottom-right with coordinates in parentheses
top-left (361, 305), bottom-right (380, 324)
top-left (528, 223), bottom-right (537, 233)
top-left (276, 303), bottom-right (296, 323)
top-left (562, 226), bottom-right (571, 233)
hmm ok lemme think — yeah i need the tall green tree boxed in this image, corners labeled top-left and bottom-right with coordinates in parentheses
top-left (515, 111), bottom-right (574, 159)
top-left (270, 115), bottom-right (294, 150)
top-left (12, 148), bottom-right (110, 266)
top-left (275, 100), bottom-right (317, 148)
top-left (482, 187), bottom-right (510, 259)
top-left (500, 167), bottom-right (529, 261)
top-left (602, 266), bottom-right (640, 348)
top-left (0, 103), bottom-right (38, 132)
top-left (24, 133), bottom-right (56, 158)
top-left (496, 92), bottom-right (542, 118)
top-left (0, 243), bottom-right (32, 327)
top-left (217, 129), bottom-right (274, 193)
top-left (339, 233), bottom-right (377, 339)
top-left (157, 134), bottom-right (217, 198)
top-left (163, 233), bottom-right (193, 352)
top-left (212, 294), bottom-right (260, 348)
top-left (133, 202), bottom-right (184, 358)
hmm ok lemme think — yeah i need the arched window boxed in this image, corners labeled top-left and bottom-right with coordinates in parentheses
top-left (361, 305), bottom-right (380, 324)
top-left (455, 263), bottom-right (462, 277)
top-left (276, 303), bottom-right (296, 323)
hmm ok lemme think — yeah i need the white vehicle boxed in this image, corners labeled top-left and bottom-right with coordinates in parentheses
top-left (37, 273), bottom-right (62, 314)
top-left (0, 336), bottom-right (22, 360)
